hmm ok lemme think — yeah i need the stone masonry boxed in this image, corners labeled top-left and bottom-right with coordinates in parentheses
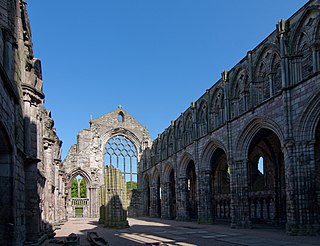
top-left (63, 107), bottom-right (152, 220)
top-left (0, 1), bottom-right (65, 245)
top-left (139, 0), bottom-right (320, 235)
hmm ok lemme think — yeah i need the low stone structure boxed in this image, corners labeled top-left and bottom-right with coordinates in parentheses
top-left (100, 166), bottom-right (129, 228)
top-left (139, 0), bottom-right (320, 235)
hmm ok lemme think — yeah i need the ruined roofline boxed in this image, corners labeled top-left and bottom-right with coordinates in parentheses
top-left (153, 0), bottom-right (311, 142)
top-left (91, 106), bottom-right (149, 133)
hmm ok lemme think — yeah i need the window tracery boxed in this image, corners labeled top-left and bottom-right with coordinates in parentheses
top-left (104, 135), bottom-right (138, 189)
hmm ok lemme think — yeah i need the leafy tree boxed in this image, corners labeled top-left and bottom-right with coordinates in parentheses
top-left (80, 179), bottom-right (86, 198)
top-left (71, 179), bottom-right (78, 198)
top-left (126, 181), bottom-right (137, 190)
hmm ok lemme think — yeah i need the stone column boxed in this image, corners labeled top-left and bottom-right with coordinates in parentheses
top-left (230, 159), bottom-right (251, 228)
top-left (161, 182), bottom-right (170, 219)
top-left (285, 141), bottom-right (320, 235)
top-left (198, 170), bottom-right (213, 224)
top-left (23, 92), bottom-right (42, 243)
top-left (176, 177), bottom-right (188, 221)
top-left (149, 183), bottom-right (161, 218)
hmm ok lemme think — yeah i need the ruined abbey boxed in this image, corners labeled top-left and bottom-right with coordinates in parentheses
top-left (1, 0), bottom-right (320, 245)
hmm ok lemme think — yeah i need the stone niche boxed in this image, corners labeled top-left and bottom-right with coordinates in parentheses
top-left (100, 166), bottom-right (129, 228)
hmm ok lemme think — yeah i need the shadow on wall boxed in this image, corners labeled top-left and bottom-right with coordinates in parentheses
top-left (101, 194), bottom-right (129, 229)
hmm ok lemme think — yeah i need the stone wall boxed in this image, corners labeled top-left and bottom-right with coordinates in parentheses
top-left (63, 107), bottom-right (152, 219)
top-left (0, 1), bottom-right (65, 245)
top-left (140, 0), bottom-right (320, 235)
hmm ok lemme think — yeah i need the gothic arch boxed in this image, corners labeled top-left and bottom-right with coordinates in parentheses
top-left (175, 120), bottom-right (183, 150)
top-left (67, 167), bottom-right (92, 189)
top-left (210, 86), bottom-right (225, 128)
top-left (162, 163), bottom-right (174, 183)
top-left (230, 67), bottom-right (249, 117)
top-left (290, 6), bottom-right (320, 48)
top-left (297, 89), bottom-right (320, 141)
top-left (236, 117), bottom-right (284, 159)
top-left (151, 167), bottom-right (161, 185)
top-left (101, 128), bottom-right (141, 158)
top-left (290, 7), bottom-right (320, 81)
top-left (178, 152), bottom-right (195, 178)
top-left (200, 139), bottom-right (227, 171)
top-left (254, 44), bottom-right (281, 74)
top-left (197, 99), bottom-right (208, 137)
top-left (253, 44), bottom-right (281, 102)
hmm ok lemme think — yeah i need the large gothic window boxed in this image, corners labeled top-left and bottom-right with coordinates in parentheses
top-left (104, 135), bottom-right (138, 189)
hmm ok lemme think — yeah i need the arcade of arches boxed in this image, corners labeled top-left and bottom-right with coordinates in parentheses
top-left (139, 1), bottom-right (320, 235)
top-left (1, 1), bottom-right (320, 245)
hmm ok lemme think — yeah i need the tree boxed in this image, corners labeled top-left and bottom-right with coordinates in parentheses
top-left (126, 181), bottom-right (137, 190)
top-left (80, 179), bottom-right (86, 198)
top-left (71, 179), bottom-right (78, 198)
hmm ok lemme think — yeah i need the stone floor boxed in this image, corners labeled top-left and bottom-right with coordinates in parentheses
top-left (45, 217), bottom-right (320, 246)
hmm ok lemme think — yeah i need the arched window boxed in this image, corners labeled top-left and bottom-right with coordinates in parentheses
top-left (104, 135), bottom-right (138, 189)
top-left (118, 112), bottom-right (124, 122)
top-left (70, 175), bottom-right (86, 198)
top-left (258, 156), bottom-right (264, 175)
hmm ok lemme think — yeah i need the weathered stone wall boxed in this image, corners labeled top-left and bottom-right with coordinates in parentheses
top-left (140, 0), bottom-right (320, 235)
top-left (63, 107), bottom-right (152, 219)
top-left (0, 1), bottom-right (65, 245)
top-left (100, 166), bottom-right (129, 228)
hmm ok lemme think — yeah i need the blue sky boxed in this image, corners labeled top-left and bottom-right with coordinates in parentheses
top-left (28, 1), bottom-right (306, 159)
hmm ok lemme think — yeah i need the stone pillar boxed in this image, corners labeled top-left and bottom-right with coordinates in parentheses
top-left (176, 177), bottom-right (188, 221)
top-left (198, 170), bottom-right (213, 224)
top-left (149, 184), bottom-right (158, 218)
top-left (103, 166), bottom-right (129, 228)
top-left (230, 159), bottom-right (251, 228)
top-left (284, 141), bottom-right (320, 235)
top-left (23, 92), bottom-right (42, 243)
top-left (161, 182), bottom-right (170, 219)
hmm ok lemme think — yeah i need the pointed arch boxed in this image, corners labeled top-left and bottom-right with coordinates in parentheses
top-left (210, 86), bottom-right (225, 128)
top-left (297, 89), bottom-right (320, 141)
top-left (67, 167), bottom-right (92, 189)
top-left (200, 139), bottom-right (228, 172)
top-left (235, 117), bottom-right (284, 159)
top-left (197, 99), bottom-right (208, 137)
top-left (162, 162), bottom-right (174, 183)
top-left (253, 44), bottom-right (281, 103)
top-left (178, 152), bottom-right (195, 178)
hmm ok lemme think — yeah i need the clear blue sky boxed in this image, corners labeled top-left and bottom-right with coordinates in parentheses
top-left (28, 0), bottom-right (306, 159)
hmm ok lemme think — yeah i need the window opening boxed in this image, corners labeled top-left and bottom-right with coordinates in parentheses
top-left (70, 175), bottom-right (86, 198)
top-left (258, 157), bottom-right (264, 175)
top-left (104, 135), bottom-right (138, 189)
top-left (118, 112), bottom-right (124, 122)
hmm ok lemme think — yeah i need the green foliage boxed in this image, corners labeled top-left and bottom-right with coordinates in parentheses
top-left (74, 207), bottom-right (83, 217)
top-left (126, 181), bottom-right (137, 190)
top-left (71, 179), bottom-right (78, 198)
top-left (80, 179), bottom-right (86, 198)
top-left (70, 178), bottom-right (86, 198)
